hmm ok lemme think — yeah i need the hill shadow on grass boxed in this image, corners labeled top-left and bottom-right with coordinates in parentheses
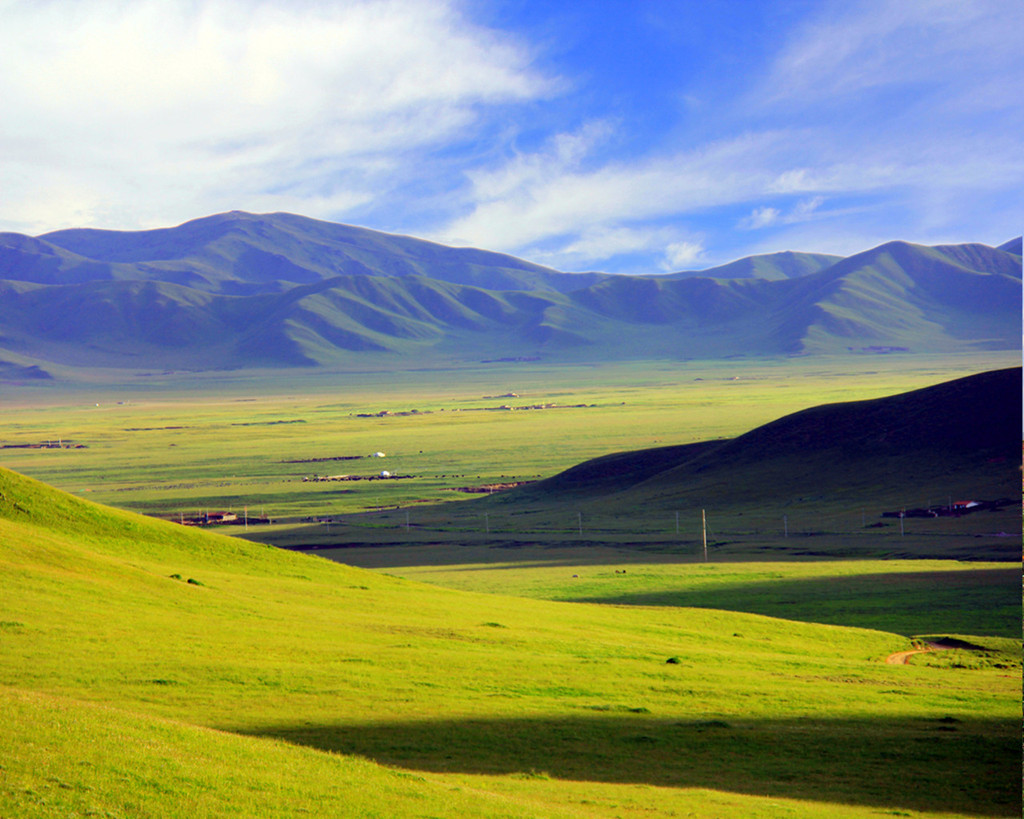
top-left (567, 568), bottom-right (1023, 638)
top-left (239, 714), bottom-right (1020, 816)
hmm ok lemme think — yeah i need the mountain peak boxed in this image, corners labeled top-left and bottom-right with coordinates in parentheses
top-left (996, 236), bottom-right (1022, 255)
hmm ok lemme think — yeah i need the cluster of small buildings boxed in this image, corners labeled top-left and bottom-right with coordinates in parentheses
top-left (175, 511), bottom-right (270, 526)
top-left (882, 500), bottom-right (985, 519)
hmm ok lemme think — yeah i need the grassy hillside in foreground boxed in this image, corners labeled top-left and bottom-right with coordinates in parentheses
top-left (1, 466), bottom-right (1020, 817)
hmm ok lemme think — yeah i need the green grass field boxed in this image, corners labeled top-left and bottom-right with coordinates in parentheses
top-left (1, 352), bottom-right (1020, 817)
top-left (0, 352), bottom-right (1014, 525)
top-left (1, 466), bottom-right (1020, 817)
top-left (326, 549), bottom-right (1021, 638)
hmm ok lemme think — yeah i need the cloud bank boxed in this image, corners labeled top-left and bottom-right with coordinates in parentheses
top-left (0, 0), bottom-right (550, 233)
top-left (1, 0), bottom-right (1020, 273)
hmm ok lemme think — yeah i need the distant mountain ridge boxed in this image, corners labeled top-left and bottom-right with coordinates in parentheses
top-left (666, 250), bottom-right (844, 281)
top-left (0, 212), bottom-right (1019, 379)
top-left (996, 236), bottom-right (1022, 256)
top-left (8, 211), bottom-right (604, 295)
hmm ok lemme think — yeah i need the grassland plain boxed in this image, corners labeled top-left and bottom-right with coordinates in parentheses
top-left (1, 466), bottom-right (1020, 818)
top-left (0, 352), bottom-right (1014, 524)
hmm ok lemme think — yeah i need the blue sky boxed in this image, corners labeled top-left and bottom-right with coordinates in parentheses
top-left (1, 0), bottom-right (1020, 273)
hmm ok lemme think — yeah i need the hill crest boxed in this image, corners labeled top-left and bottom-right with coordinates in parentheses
top-left (501, 367), bottom-right (1022, 514)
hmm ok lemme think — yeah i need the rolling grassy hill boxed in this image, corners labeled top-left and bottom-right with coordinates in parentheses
top-left (524, 365), bottom-right (1018, 490)
top-left (0, 212), bottom-right (1019, 379)
top-left (460, 367), bottom-right (1023, 559)
top-left (1, 463), bottom-right (1019, 816)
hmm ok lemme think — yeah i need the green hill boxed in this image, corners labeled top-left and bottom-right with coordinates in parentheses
top-left (1, 464), bottom-right (1019, 816)
top-left (490, 368), bottom-right (1021, 554)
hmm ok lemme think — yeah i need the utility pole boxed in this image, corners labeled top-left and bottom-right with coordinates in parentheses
top-left (783, 514), bottom-right (788, 538)
top-left (578, 512), bottom-right (583, 537)
top-left (702, 508), bottom-right (708, 562)
top-left (675, 511), bottom-right (679, 535)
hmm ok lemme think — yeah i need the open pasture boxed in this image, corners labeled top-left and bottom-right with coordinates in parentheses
top-left (264, 488), bottom-right (1022, 563)
top-left (327, 547), bottom-right (1021, 638)
top-left (0, 352), bottom-right (1013, 525)
top-left (1, 466), bottom-right (1020, 817)
top-left (2, 353), bottom-right (1020, 816)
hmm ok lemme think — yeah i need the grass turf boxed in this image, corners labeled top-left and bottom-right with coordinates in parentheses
top-left (1, 353), bottom-right (1014, 522)
top-left (1, 465), bottom-right (1020, 817)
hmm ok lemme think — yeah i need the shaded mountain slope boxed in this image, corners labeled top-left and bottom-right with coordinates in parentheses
top-left (997, 236), bottom-right (1021, 255)
top-left (243, 238), bottom-right (1017, 363)
top-left (498, 368), bottom-right (1022, 512)
top-left (761, 241), bottom-right (1021, 353)
top-left (0, 218), bottom-right (1019, 375)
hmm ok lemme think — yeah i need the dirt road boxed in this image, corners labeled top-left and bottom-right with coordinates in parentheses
top-left (885, 641), bottom-right (956, 665)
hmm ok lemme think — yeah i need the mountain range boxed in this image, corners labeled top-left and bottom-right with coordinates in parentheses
top-left (0, 211), bottom-right (1019, 378)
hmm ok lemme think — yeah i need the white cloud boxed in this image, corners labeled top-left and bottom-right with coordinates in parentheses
top-left (465, 120), bottom-right (614, 203)
top-left (436, 118), bottom-right (995, 257)
top-left (437, 130), bottom-right (789, 253)
top-left (558, 226), bottom-right (663, 262)
top-left (2, 0), bottom-right (1019, 274)
top-left (760, 0), bottom-right (1022, 109)
top-left (663, 241), bottom-right (705, 270)
top-left (0, 0), bottom-right (553, 233)
top-left (439, 82), bottom-right (1024, 263)
top-left (742, 206), bottom-right (780, 230)
top-left (793, 196), bottom-right (824, 218)
top-left (522, 224), bottom-right (706, 273)
top-left (740, 197), bottom-right (826, 231)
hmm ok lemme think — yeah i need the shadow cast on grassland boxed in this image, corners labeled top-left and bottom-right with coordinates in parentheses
top-left (239, 715), bottom-right (1020, 816)
top-left (568, 568), bottom-right (1023, 638)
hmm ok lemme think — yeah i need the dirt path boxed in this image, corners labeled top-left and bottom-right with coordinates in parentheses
top-left (885, 641), bottom-right (956, 665)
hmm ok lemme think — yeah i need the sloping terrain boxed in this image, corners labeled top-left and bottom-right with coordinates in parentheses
top-left (0, 465), bottom-right (1019, 817)
top-left (0, 213), bottom-right (1019, 377)
top-left (496, 367), bottom-right (1022, 515)
top-left (3, 210), bottom-right (602, 295)
top-left (996, 236), bottom-right (1021, 255)
top-left (667, 250), bottom-right (843, 280)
